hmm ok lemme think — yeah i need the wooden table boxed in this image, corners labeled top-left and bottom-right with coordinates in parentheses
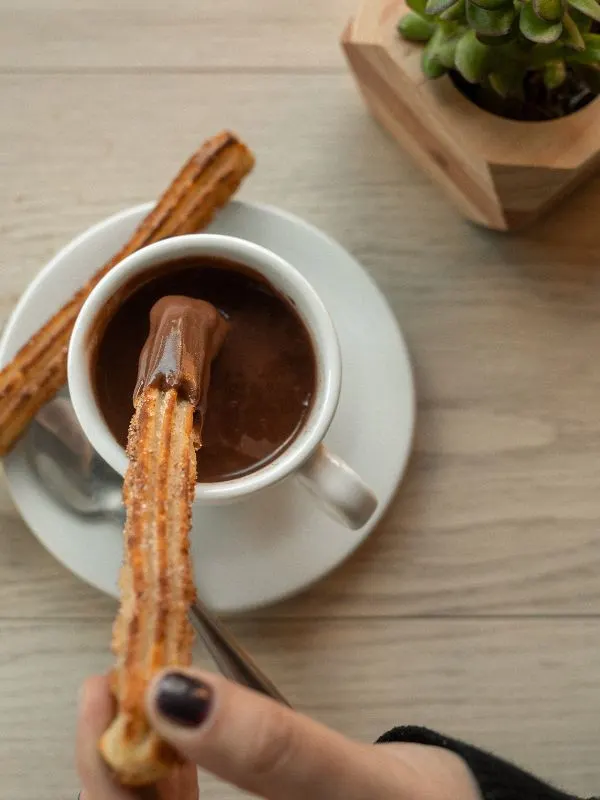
top-left (2, 1), bottom-right (600, 798)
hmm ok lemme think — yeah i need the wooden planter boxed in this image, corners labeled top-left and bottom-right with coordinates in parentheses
top-left (342, 0), bottom-right (600, 231)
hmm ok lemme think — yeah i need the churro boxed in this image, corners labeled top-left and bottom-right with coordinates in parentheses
top-left (100, 297), bottom-right (228, 786)
top-left (0, 132), bottom-right (254, 455)
top-left (100, 385), bottom-right (197, 785)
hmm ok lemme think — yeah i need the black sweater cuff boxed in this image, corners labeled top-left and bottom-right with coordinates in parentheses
top-left (377, 726), bottom-right (590, 800)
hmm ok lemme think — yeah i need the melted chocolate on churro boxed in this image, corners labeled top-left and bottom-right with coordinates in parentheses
top-left (92, 258), bottom-right (316, 482)
top-left (134, 295), bottom-right (228, 421)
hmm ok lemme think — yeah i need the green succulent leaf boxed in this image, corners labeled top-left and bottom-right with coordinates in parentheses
top-left (455, 29), bottom-right (492, 80)
top-left (467, 0), bottom-right (516, 34)
top-left (567, 0), bottom-right (600, 20)
top-left (406, 0), bottom-right (431, 15)
top-left (421, 32), bottom-right (450, 77)
top-left (440, 0), bottom-right (467, 20)
top-left (439, 35), bottom-right (461, 65)
top-left (476, 27), bottom-right (517, 41)
top-left (488, 61), bottom-right (526, 95)
top-left (566, 30), bottom-right (600, 58)
top-left (568, 7), bottom-right (593, 29)
top-left (519, 2), bottom-right (563, 41)
top-left (562, 11), bottom-right (586, 47)
top-left (398, 12), bottom-right (436, 40)
top-left (533, 0), bottom-right (564, 22)
top-left (424, 26), bottom-right (460, 66)
top-left (469, 0), bottom-right (514, 10)
top-left (422, 44), bottom-right (448, 76)
top-left (488, 72), bottom-right (511, 95)
top-left (582, 31), bottom-right (600, 57)
top-left (425, 0), bottom-right (459, 14)
top-left (411, 0), bottom-right (599, 88)
top-left (543, 57), bottom-right (568, 85)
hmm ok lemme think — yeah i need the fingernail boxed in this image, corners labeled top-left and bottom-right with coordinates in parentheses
top-left (154, 671), bottom-right (213, 727)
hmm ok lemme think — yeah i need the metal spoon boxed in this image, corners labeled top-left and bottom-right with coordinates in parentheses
top-left (26, 394), bottom-right (290, 707)
top-left (29, 389), bottom-right (124, 518)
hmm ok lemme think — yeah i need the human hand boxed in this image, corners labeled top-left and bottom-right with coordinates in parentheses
top-left (77, 670), bottom-right (481, 800)
top-left (77, 675), bottom-right (198, 800)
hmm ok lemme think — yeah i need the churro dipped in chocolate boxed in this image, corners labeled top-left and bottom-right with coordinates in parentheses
top-left (135, 296), bottom-right (229, 426)
top-left (0, 131), bottom-right (254, 455)
top-left (100, 297), bottom-right (228, 786)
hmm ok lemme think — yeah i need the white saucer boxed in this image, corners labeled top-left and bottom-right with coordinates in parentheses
top-left (0, 201), bottom-right (415, 613)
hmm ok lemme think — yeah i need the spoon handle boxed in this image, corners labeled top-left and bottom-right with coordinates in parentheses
top-left (188, 601), bottom-right (291, 708)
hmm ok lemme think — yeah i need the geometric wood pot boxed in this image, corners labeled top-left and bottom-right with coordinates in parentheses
top-left (342, 0), bottom-right (600, 230)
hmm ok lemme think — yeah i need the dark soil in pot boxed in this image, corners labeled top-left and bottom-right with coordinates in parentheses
top-left (452, 68), bottom-right (598, 121)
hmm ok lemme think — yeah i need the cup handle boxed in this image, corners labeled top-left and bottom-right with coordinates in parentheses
top-left (297, 444), bottom-right (378, 530)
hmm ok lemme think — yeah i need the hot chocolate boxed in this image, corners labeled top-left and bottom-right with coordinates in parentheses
top-left (91, 257), bottom-right (317, 482)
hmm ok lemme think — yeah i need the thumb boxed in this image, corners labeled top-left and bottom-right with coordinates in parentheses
top-left (146, 669), bottom-right (394, 800)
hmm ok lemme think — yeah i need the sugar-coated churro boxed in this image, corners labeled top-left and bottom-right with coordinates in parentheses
top-left (0, 132), bottom-right (254, 455)
top-left (100, 385), bottom-right (197, 786)
top-left (101, 297), bottom-right (228, 786)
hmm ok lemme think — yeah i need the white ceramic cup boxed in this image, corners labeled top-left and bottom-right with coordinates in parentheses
top-left (68, 234), bottom-right (377, 529)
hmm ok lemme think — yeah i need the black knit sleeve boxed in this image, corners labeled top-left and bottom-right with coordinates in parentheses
top-left (377, 726), bottom-right (595, 800)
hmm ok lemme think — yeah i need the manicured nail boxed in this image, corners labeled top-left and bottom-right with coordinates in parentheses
top-left (154, 672), bottom-right (213, 727)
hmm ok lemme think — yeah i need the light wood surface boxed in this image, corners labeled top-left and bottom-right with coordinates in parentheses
top-left (2, 0), bottom-right (600, 797)
top-left (343, 0), bottom-right (600, 230)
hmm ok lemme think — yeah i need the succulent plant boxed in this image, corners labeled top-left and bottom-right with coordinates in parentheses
top-left (397, 0), bottom-right (600, 99)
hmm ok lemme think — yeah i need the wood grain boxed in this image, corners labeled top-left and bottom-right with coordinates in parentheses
top-left (2, 3), bottom-right (600, 798)
top-left (0, 0), bottom-right (353, 71)
top-left (1, 618), bottom-right (600, 798)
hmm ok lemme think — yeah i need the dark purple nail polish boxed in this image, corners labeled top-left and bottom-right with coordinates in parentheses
top-left (154, 672), bottom-right (213, 727)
